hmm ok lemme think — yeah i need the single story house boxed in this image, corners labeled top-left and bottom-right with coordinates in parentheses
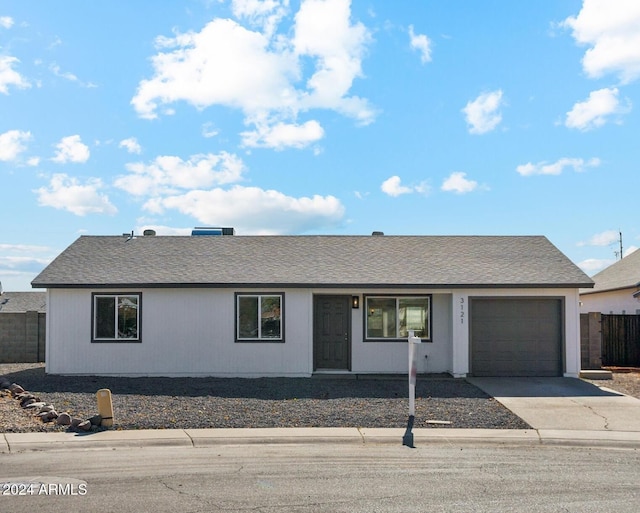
top-left (580, 249), bottom-right (640, 315)
top-left (32, 231), bottom-right (593, 378)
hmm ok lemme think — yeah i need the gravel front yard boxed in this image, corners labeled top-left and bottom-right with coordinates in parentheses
top-left (2, 364), bottom-right (639, 434)
top-left (1, 364), bottom-right (530, 433)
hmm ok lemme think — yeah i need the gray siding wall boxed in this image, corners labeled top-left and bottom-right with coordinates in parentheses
top-left (0, 311), bottom-right (46, 363)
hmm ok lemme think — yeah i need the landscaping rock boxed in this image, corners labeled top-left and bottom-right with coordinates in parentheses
top-left (88, 414), bottom-right (102, 426)
top-left (20, 398), bottom-right (36, 408)
top-left (76, 420), bottom-right (92, 432)
top-left (38, 411), bottom-right (58, 422)
top-left (70, 418), bottom-right (83, 429)
top-left (38, 404), bottom-right (55, 413)
top-left (24, 401), bottom-right (47, 410)
top-left (56, 413), bottom-right (72, 426)
top-left (9, 383), bottom-right (25, 395)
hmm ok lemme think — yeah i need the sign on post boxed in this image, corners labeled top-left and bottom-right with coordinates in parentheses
top-left (403, 330), bottom-right (421, 447)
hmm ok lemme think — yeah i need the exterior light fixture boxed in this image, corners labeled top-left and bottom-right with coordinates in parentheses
top-left (352, 296), bottom-right (360, 309)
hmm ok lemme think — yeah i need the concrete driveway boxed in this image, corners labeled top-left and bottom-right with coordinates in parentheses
top-left (467, 377), bottom-right (640, 432)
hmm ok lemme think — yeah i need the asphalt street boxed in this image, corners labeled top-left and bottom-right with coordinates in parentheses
top-left (2, 443), bottom-right (639, 512)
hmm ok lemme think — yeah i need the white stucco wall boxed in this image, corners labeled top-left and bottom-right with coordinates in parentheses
top-left (348, 292), bottom-right (452, 375)
top-left (44, 286), bottom-right (583, 378)
top-left (580, 288), bottom-right (640, 315)
top-left (46, 288), bottom-right (312, 377)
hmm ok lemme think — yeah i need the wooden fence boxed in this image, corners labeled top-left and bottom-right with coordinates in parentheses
top-left (601, 314), bottom-right (640, 367)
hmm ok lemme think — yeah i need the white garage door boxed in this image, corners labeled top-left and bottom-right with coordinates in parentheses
top-left (471, 298), bottom-right (563, 377)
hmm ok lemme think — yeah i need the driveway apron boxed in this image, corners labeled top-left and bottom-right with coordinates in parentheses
top-left (467, 377), bottom-right (640, 431)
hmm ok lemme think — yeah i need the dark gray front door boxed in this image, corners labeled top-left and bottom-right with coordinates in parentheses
top-left (314, 295), bottom-right (351, 370)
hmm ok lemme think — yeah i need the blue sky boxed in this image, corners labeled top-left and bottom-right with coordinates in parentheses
top-left (1, 0), bottom-right (639, 291)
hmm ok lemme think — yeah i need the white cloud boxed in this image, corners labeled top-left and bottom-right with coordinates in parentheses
top-left (35, 173), bottom-right (117, 216)
top-left (241, 119), bottom-right (324, 149)
top-left (49, 63), bottom-right (97, 88)
top-left (231, 0), bottom-right (289, 37)
top-left (119, 137), bottom-right (142, 154)
top-left (50, 63), bottom-right (78, 82)
top-left (462, 90), bottom-right (504, 134)
top-left (579, 230), bottom-right (620, 247)
top-left (565, 87), bottom-right (630, 130)
top-left (441, 172), bottom-right (479, 194)
top-left (516, 157), bottom-right (600, 176)
top-left (408, 25), bottom-right (432, 64)
top-left (202, 122), bottom-right (219, 138)
top-left (143, 185), bottom-right (345, 234)
top-left (52, 135), bottom-right (90, 163)
top-left (131, 0), bottom-right (374, 148)
top-left (381, 175), bottom-right (412, 197)
top-left (562, 0), bottom-right (640, 83)
top-left (0, 243), bottom-right (54, 291)
top-left (578, 258), bottom-right (615, 274)
top-left (0, 56), bottom-right (30, 94)
top-left (114, 152), bottom-right (245, 196)
top-left (0, 16), bottom-right (14, 29)
top-left (0, 129), bottom-right (31, 161)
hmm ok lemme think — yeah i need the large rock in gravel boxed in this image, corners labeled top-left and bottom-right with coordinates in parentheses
top-left (76, 420), bottom-right (92, 431)
top-left (24, 401), bottom-right (47, 410)
top-left (19, 394), bottom-right (41, 405)
top-left (9, 383), bottom-right (25, 395)
top-left (69, 418), bottom-right (83, 429)
top-left (38, 404), bottom-right (55, 413)
top-left (56, 413), bottom-right (72, 426)
top-left (88, 414), bottom-right (103, 426)
top-left (38, 411), bottom-right (58, 422)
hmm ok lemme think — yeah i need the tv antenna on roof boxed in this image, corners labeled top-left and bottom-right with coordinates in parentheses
top-left (613, 230), bottom-right (623, 260)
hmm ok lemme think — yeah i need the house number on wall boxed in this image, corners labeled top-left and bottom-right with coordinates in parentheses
top-left (460, 297), bottom-right (465, 324)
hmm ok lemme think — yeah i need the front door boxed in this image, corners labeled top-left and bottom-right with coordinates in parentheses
top-left (313, 295), bottom-right (351, 370)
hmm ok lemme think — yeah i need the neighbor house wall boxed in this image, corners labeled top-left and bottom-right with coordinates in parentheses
top-left (0, 311), bottom-right (45, 363)
top-left (580, 288), bottom-right (640, 315)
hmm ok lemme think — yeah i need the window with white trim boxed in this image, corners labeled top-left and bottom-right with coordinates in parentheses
top-left (236, 293), bottom-right (284, 342)
top-left (365, 295), bottom-right (431, 341)
top-left (92, 293), bottom-right (141, 342)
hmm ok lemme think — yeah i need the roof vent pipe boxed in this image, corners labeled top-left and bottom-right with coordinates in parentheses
top-left (372, 231), bottom-right (384, 236)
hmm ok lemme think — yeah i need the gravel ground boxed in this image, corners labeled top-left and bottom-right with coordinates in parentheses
top-left (0, 363), bottom-right (530, 433)
top-left (3, 364), bottom-right (639, 434)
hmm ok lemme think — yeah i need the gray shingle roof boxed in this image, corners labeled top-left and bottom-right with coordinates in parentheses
top-left (0, 292), bottom-right (46, 312)
top-left (581, 248), bottom-right (640, 295)
top-left (31, 234), bottom-right (593, 289)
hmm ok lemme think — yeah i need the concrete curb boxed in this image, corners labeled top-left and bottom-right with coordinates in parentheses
top-left (3, 427), bottom-right (640, 452)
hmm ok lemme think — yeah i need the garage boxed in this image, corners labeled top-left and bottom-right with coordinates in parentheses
top-left (470, 298), bottom-right (563, 377)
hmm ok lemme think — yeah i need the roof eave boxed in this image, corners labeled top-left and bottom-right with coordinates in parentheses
top-left (33, 282), bottom-right (595, 290)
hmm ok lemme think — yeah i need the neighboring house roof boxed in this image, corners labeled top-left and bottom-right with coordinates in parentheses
top-left (581, 249), bottom-right (640, 295)
top-left (31, 234), bottom-right (593, 289)
top-left (0, 292), bottom-right (46, 313)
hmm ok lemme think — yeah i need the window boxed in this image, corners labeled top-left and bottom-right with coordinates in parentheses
top-left (365, 295), bottom-right (431, 341)
top-left (92, 293), bottom-right (141, 342)
top-left (236, 293), bottom-right (284, 342)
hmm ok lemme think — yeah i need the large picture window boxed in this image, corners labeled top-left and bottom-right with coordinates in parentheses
top-left (365, 295), bottom-right (431, 341)
top-left (92, 293), bottom-right (141, 342)
top-left (236, 293), bottom-right (284, 342)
